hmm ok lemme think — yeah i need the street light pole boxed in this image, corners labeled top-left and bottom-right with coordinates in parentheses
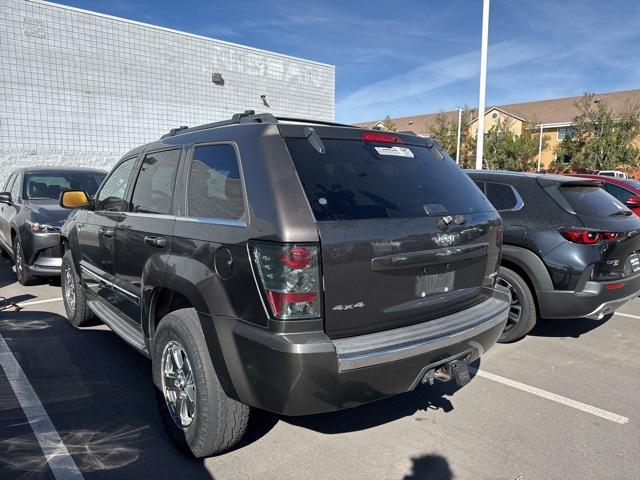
top-left (475, 0), bottom-right (490, 170)
top-left (537, 123), bottom-right (544, 172)
top-left (455, 107), bottom-right (462, 165)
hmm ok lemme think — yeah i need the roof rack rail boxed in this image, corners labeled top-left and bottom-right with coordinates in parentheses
top-left (160, 110), bottom-right (278, 139)
top-left (275, 117), bottom-right (356, 128)
top-left (160, 111), bottom-right (355, 139)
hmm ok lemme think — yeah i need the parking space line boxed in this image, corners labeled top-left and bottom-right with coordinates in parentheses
top-left (474, 369), bottom-right (629, 425)
top-left (0, 334), bottom-right (84, 480)
top-left (17, 297), bottom-right (63, 308)
top-left (615, 312), bottom-right (640, 321)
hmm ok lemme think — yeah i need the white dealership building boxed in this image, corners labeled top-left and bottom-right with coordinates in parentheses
top-left (0, 0), bottom-right (335, 187)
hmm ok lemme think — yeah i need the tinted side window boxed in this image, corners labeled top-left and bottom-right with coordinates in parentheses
top-left (130, 150), bottom-right (181, 214)
top-left (96, 158), bottom-right (136, 211)
top-left (187, 144), bottom-right (245, 221)
top-left (603, 183), bottom-right (632, 203)
top-left (485, 182), bottom-right (518, 211)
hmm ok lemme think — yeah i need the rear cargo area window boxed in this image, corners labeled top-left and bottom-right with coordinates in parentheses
top-left (286, 138), bottom-right (492, 221)
top-left (188, 144), bottom-right (245, 221)
top-left (561, 185), bottom-right (628, 216)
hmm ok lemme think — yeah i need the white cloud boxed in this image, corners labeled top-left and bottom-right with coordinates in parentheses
top-left (338, 40), bottom-right (544, 122)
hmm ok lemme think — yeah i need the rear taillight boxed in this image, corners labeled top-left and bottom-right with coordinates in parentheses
top-left (361, 131), bottom-right (403, 144)
top-left (559, 229), bottom-right (621, 244)
top-left (252, 243), bottom-right (322, 320)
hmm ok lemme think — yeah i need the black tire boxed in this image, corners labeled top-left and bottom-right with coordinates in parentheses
top-left (496, 266), bottom-right (537, 343)
top-left (13, 236), bottom-right (36, 286)
top-left (61, 250), bottom-right (98, 327)
top-left (152, 308), bottom-right (249, 457)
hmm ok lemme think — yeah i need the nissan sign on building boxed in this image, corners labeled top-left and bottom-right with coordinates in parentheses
top-left (0, 0), bottom-right (335, 187)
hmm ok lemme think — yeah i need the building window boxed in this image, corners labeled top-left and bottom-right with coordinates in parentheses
top-left (557, 127), bottom-right (576, 140)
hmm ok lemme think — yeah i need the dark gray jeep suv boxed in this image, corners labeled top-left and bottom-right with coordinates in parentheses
top-left (59, 112), bottom-right (510, 456)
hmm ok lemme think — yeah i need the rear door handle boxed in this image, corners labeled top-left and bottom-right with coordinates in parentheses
top-left (99, 227), bottom-right (114, 237)
top-left (144, 236), bottom-right (167, 248)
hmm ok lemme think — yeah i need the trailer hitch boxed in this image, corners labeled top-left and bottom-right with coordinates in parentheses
top-left (422, 359), bottom-right (471, 388)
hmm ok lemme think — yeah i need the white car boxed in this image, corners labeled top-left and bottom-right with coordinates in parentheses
top-left (598, 170), bottom-right (628, 179)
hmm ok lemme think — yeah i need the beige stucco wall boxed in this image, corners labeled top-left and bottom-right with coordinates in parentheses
top-left (468, 109), bottom-right (524, 138)
top-left (540, 128), bottom-right (560, 168)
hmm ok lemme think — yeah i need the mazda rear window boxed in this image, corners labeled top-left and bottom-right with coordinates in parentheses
top-left (286, 138), bottom-right (493, 221)
top-left (560, 185), bottom-right (628, 216)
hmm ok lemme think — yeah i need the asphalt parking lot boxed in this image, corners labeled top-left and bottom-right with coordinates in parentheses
top-left (1, 257), bottom-right (639, 480)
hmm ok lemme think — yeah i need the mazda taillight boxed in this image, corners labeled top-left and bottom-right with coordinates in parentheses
top-left (559, 228), bottom-right (621, 244)
top-left (252, 243), bottom-right (322, 320)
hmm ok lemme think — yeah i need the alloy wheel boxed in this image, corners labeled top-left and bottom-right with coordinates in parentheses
top-left (496, 276), bottom-right (522, 332)
top-left (63, 265), bottom-right (76, 314)
top-left (161, 340), bottom-right (197, 429)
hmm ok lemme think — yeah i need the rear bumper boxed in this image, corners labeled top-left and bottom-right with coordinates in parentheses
top-left (537, 272), bottom-right (640, 320)
top-left (211, 287), bottom-right (510, 416)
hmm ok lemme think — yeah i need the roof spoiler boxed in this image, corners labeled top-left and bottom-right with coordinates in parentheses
top-left (537, 176), bottom-right (603, 188)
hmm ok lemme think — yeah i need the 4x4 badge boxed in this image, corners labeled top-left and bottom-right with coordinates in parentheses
top-left (454, 215), bottom-right (466, 225)
top-left (332, 302), bottom-right (365, 311)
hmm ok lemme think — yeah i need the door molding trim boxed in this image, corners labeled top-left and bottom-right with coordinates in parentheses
top-left (80, 264), bottom-right (140, 305)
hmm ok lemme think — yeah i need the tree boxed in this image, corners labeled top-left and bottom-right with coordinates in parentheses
top-left (428, 107), bottom-right (476, 167)
top-left (482, 118), bottom-right (547, 171)
top-left (554, 93), bottom-right (640, 171)
top-left (381, 115), bottom-right (397, 132)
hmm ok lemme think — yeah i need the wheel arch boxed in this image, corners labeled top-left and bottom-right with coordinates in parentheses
top-left (500, 244), bottom-right (556, 316)
top-left (144, 276), bottom-right (239, 401)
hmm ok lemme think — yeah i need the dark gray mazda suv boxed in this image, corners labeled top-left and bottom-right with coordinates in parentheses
top-left (468, 170), bottom-right (640, 342)
top-left (0, 167), bottom-right (106, 285)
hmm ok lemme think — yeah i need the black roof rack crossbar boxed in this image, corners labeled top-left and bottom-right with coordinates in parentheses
top-left (160, 111), bottom-right (355, 139)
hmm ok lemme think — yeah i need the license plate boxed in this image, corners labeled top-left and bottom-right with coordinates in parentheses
top-left (416, 271), bottom-right (455, 297)
top-left (630, 253), bottom-right (640, 273)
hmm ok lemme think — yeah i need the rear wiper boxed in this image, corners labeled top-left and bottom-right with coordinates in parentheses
top-left (610, 210), bottom-right (632, 216)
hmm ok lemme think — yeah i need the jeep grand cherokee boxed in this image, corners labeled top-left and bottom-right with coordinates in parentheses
top-left (59, 112), bottom-right (510, 457)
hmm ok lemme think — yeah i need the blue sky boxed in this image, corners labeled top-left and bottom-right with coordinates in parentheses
top-left (55, 0), bottom-right (640, 123)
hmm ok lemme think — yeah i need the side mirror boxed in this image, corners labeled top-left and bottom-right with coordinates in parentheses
top-left (0, 192), bottom-right (12, 205)
top-left (625, 195), bottom-right (640, 208)
top-left (60, 190), bottom-right (91, 209)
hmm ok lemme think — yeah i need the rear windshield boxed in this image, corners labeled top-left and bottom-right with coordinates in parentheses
top-left (560, 185), bottom-right (628, 216)
top-left (285, 138), bottom-right (492, 221)
top-left (25, 171), bottom-right (106, 200)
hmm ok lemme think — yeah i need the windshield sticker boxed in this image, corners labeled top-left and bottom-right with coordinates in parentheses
top-left (374, 146), bottom-right (415, 158)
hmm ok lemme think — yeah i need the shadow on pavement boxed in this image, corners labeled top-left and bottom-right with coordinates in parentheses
top-left (528, 313), bottom-right (612, 338)
top-left (0, 302), bottom-right (470, 477)
top-left (403, 453), bottom-right (454, 480)
top-left (0, 258), bottom-right (16, 292)
top-left (282, 379), bottom-right (461, 435)
top-left (0, 309), bottom-right (214, 480)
